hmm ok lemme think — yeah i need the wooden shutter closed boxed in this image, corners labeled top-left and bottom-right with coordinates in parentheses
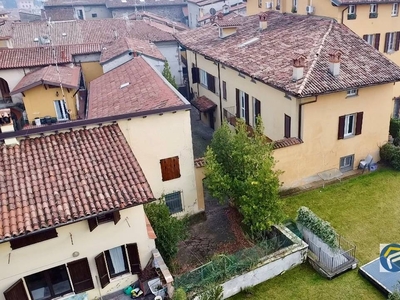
top-left (284, 114), bottom-right (291, 138)
top-left (191, 67), bottom-right (200, 84)
top-left (160, 156), bottom-right (181, 181)
top-left (67, 258), bottom-right (94, 293)
top-left (4, 279), bottom-right (29, 300)
top-left (88, 218), bottom-right (98, 232)
top-left (355, 112), bottom-right (364, 135)
top-left (338, 115), bottom-right (345, 139)
top-left (95, 253), bottom-right (110, 288)
top-left (126, 243), bottom-right (141, 274)
top-left (207, 73), bottom-right (215, 93)
top-left (384, 32), bottom-right (390, 53)
top-left (374, 33), bottom-right (380, 50)
top-left (222, 81), bottom-right (227, 99)
top-left (236, 89), bottom-right (240, 118)
top-left (395, 32), bottom-right (400, 51)
top-left (362, 34), bottom-right (368, 41)
top-left (10, 229), bottom-right (58, 250)
top-left (113, 211), bottom-right (121, 225)
top-left (244, 93), bottom-right (249, 125)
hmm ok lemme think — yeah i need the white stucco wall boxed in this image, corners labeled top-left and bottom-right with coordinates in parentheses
top-left (117, 109), bottom-right (199, 215)
top-left (155, 41), bottom-right (184, 87)
top-left (82, 5), bottom-right (112, 19)
top-left (187, 2), bottom-right (200, 28)
top-left (0, 68), bottom-right (28, 104)
top-left (102, 53), bottom-right (133, 73)
top-left (0, 205), bottom-right (155, 300)
top-left (143, 56), bottom-right (165, 74)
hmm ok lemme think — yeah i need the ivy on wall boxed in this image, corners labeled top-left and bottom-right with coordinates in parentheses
top-left (296, 206), bottom-right (339, 249)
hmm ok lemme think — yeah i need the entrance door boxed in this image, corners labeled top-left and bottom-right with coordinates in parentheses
top-left (208, 111), bottom-right (214, 129)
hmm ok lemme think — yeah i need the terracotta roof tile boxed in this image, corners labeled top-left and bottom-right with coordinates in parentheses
top-left (100, 37), bottom-right (165, 63)
top-left (105, 0), bottom-right (186, 8)
top-left (42, 7), bottom-right (75, 21)
top-left (198, 3), bottom-right (246, 22)
top-left (11, 65), bottom-right (81, 94)
top-left (214, 16), bottom-right (243, 28)
top-left (133, 11), bottom-right (189, 31)
top-left (176, 11), bottom-right (400, 97)
top-left (88, 57), bottom-right (186, 118)
top-left (145, 215), bottom-right (156, 239)
top-left (194, 157), bottom-right (205, 168)
top-left (191, 96), bottom-right (217, 112)
top-left (44, 0), bottom-right (106, 6)
top-left (273, 137), bottom-right (303, 149)
top-left (0, 124), bottom-right (154, 241)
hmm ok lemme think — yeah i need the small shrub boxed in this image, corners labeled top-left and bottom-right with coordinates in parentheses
top-left (241, 286), bottom-right (255, 297)
top-left (173, 288), bottom-right (187, 300)
top-left (380, 143), bottom-right (396, 162)
top-left (198, 285), bottom-right (223, 300)
top-left (296, 206), bottom-right (338, 249)
top-left (390, 118), bottom-right (400, 139)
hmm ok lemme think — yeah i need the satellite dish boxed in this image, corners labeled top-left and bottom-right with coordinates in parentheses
top-left (210, 7), bottom-right (216, 15)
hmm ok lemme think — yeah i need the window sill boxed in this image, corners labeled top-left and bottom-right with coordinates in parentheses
top-left (199, 83), bottom-right (208, 89)
top-left (346, 94), bottom-right (358, 99)
top-left (392, 14), bottom-right (398, 17)
top-left (343, 134), bottom-right (355, 139)
top-left (53, 292), bottom-right (75, 300)
top-left (110, 272), bottom-right (131, 283)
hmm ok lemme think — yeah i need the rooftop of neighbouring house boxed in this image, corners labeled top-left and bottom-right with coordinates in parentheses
top-left (187, 0), bottom-right (225, 6)
top-left (0, 124), bottom-right (154, 242)
top-left (331, 0), bottom-right (399, 5)
top-left (0, 18), bottom-right (175, 48)
top-left (11, 65), bottom-right (81, 95)
top-left (41, 7), bottom-right (75, 21)
top-left (44, 0), bottom-right (106, 7)
top-left (100, 37), bottom-right (165, 63)
top-left (44, 0), bottom-right (186, 7)
top-left (88, 57), bottom-right (187, 119)
top-left (175, 11), bottom-right (400, 97)
top-left (131, 11), bottom-right (189, 31)
top-left (197, 3), bottom-right (246, 22)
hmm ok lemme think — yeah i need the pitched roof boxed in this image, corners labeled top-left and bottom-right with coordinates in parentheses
top-left (4, 19), bottom-right (174, 48)
top-left (194, 157), bottom-right (205, 168)
top-left (44, 0), bottom-right (106, 7)
top-left (332, 0), bottom-right (398, 5)
top-left (0, 124), bottom-right (154, 241)
top-left (105, 0), bottom-right (186, 8)
top-left (134, 11), bottom-right (189, 31)
top-left (0, 44), bottom-right (102, 69)
top-left (100, 37), bottom-right (165, 63)
top-left (191, 96), bottom-right (217, 112)
top-left (176, 11), bottom-right (400, 97)
top-left (41, 7), bottom-right (75, 21)
top-left (88, 57), bottom-right (186, 118)
top-left (197, 3), bottom-right (246, 22)
top-left (273, 137), bottom-right (303, 149)
top-left (11, 65), bottom-right (81, 94)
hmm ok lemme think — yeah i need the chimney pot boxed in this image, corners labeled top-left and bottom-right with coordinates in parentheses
top-left (292, 55), bottom-right (306, 81)
top-left (217, 12), bottom-right (223, 20)
top-left (61, 50), bottom-right (66, 60)
top-left (259, 12), bottom-right (268, 30)
top-left (328, 50), bottom-right (342, 77)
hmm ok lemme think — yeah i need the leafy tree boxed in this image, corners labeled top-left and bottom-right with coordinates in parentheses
top-left (162, 60), bottom-right (178, 89)
top-left (144, 200), bottom-right (187, 265)
top-left (204, 118), bottom-right (284, 239)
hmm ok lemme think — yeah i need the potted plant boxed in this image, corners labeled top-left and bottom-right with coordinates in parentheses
top-left (291, 6), bottom-right (297, 13)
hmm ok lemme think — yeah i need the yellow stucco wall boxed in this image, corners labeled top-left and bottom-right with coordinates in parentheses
top-left (117, 110), bottom-right (201, 215)
top-left (81, 62), bottom-right (103, 87)
top-left (0, 205), bottom-right (156, 300)
top-left (23, 85), bottom-right (78, 123)
top-left (275, 83), bottom-right (394, 188)
top-left (187, 50), bottom-right (298, 140)
top-left (195, 167), bottom-right (205, 211)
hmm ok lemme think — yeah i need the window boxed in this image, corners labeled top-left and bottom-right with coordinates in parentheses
top-left (200, 69), bottom-right (207, 87)
top-left (338, 112), bottom-right (363, 139)
top-left (339, 154), bottom-right (354, 172)
top-left (240, 90), bottom-right (246, 120)
top-left (206, 73), bottom-right (216, 93)
top-left (364, 34), bottom-right (374, 46)
top-left (105, 246), bottom-right (129, 278)
top-left (292, 0), bottom-right (297, 10)
top-left (165, 191), bottom-right (183, 214)
top-left (348, 5), bottom-right (356, 19)
top-left (392, 3), bottom-right (398, 16)
top-left (54, 100), bottom-right (69, 121)
top-left (192, 66), bottom-right (200, 84)
top-left (347, 89), bottom-right (358, 97)
top-left (222, 81), bottom-right (227, 100)
top-left (76, 9), bottom-right (84, 20)
top-left (236, 89), bottom-right (249, 124)
top-left (95, 244), bottom-right (141, 288)
top-left (284, 114), bottom-right (291, 138)
top-left (92, 13), bottom-right (97, 18)
top-left (160, 156), bottom-right (181, 181)
top-left (10, 229), bottom-right (57, 250)
top-left (25, 265), bottom-right (72, 300)
top-left (385, 32), bottom-right (400, 53)
top-left (87, 211), bottom-right (121, 232)
top-left (252, 97), bottom-right (261, 126)
top-left (369, 4), bottom-right (378, 18)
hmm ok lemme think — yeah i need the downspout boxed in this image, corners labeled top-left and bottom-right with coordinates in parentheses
top-left (298, 96), bottom-right (317, 140)
top-left (217, 62), bottom-right (223, 126)
top-left (195, 52), bottom-right (199, 96)
top-left (341, 6), bottom-right (348, 24)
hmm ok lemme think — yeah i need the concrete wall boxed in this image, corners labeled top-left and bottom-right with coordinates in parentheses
top-left (0, 205), bottom-right (155, 300)
top-left (22, 84), bottom-right (78, 123)
top-left (143, 55), bottom-right (165, 74)
top-left (156, 41), bottom-right (184, 87)
top-left (102, 53), bottom-right (133, 74)
top-left (80, 62), bottom-right (103, 88)
top-left (188, 2), bottom-right (199, 28)
top-left (0, 68), bottom-right (28, 104)
top-left (111, 6), bottom-right (185, 21)
top-left (80, 5), bottom-right (112, 19)
top-left (117, 109), bottom-right (200, 215)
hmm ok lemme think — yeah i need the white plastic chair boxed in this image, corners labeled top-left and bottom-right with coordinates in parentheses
top-left (359, 154), bottom-right (373, 173)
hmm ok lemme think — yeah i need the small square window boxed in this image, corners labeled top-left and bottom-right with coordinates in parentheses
top-left (92, 13), bottom-right (98, 18)
top-left (165, 191), bottom-right (183, 214)
top-left (339, 154), bottom-right (354, 172)
top-left (347, 89), bottom-right (358, 97)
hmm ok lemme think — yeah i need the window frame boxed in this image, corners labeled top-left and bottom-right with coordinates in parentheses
top-left (104, 246), bottom-right (130, 278)
top-left (199, 69), bottom-right (208, 87)
top-left (388, 32), bottom-right (395, 52)
top-left (222, 81), bottom-right (227, 100)
top-left (346, 89), bottom-right (358, 97)
top-left (366, 34), bottom-right (374, 45)
top-left (252, 97), bottom-right (261, 127)
top-left (54, 100), bottom-right (69, 121)
top-left (239, 90), bottom-right (246, 120)
top-left (344, 114), bottom-right (356, 137)
top-left (339, 154), bottom-right (355, 173)
top-left (348, 4), bottom-right (356, 14)
top-left (165, 191), bottom-right (183, 214)
top-left (370, 3), bottom-right (377, 13)
top-left (284, 114), bottom-right (291, 138)
top-left (392, 3), bottom-right (399, 16)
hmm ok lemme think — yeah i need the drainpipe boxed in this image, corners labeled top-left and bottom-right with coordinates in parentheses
top-left (217, 62), bottom-right (223, 126)
top-left (298, 96), bottom-right (317, 140)
top-left (341, 6), bottom-right (348, 24)
top-left (195, 52), bottom-right (199, 97)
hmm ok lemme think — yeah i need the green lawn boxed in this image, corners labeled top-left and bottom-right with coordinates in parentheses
top-left (231, 168), bottom-right (400, 300)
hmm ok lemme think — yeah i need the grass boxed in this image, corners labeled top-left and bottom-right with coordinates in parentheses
top-left (231, 168), bottom-right (400, 300)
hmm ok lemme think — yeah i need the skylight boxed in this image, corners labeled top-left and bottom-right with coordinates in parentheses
top-left (120, 82), bottom-right (130, 89)
top-left (239, 37), bottom-right (259, 47)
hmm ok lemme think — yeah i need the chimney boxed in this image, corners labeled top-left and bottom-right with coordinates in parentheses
top-left (292, 55), bottom-right (306, 81)
top-left (328, 50), bottom-right (342, 77)
top-left (259, 12), bottom-right (268, 30)
top-left (0, 109), bottom-right (18, 145)
top-left (217, 12), bottom-right (223, 20)
top-left (61, 50), bottom-right (66, 60)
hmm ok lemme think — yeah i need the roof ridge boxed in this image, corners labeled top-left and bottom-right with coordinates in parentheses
top-left (297, 19), bottom-right (334, 96)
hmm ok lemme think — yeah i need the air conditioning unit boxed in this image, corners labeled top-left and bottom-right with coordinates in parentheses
top-left (266, 1), bottom-right (273, 8)
top-left (306, 5), bottom-right (314, 14)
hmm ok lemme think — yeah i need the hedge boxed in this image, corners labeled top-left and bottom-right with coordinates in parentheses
top-left (380, 143), bottom-right (400, 171)
top-left (296, 206), bottom-right (338, 249)
top-left (390, 118), bottom-right (400, 140)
